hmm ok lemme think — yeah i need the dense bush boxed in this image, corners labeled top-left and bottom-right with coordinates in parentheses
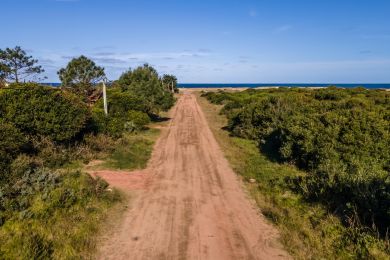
top-left (89, 64), bottom-right (176, 136)
top-left (203, 88), bottom-right (390, 235)
top-left (101, 88), bottom-right (149, 114)
top-left (92, 107), bottom-right (150, 137)
top-left (91, 87), bottom-right (154, 136)
top-left (0, 123), bottom-right (26, 180)
top-left (116, 64), bottom-right (175, 114)
top-left (28, 136), bottom-right (88, 168)
top-left (0, 83), bottom-right (90, 142)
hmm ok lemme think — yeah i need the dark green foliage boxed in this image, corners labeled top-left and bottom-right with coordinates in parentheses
top-left (0, 63), bottom-right (10, 84)
top-left (57, 56), bottom-right (105, 103)
top-left (0, 46), bottom-right (45, 83)
top-left (91, 88), bottom-right (151, 136)
top-left (0, 123), bottom-right (26, 179)
top-left (100, 88), bottom-right (149, 115)
top-left (92, 107), bottom-right (150, 137)
top-left (203, 88), bottom-right (390, 235)
top-left (57, 55), bottom-right (105, 86)
top-left (162, 74), bottom-right (179, 93)
top-left (0, 83), bottom-right (90, 142)
top-left (30, 137), bottom-right (82, 169)
top-left (201, 90), bottom-right (235, 105)
top-left (90, 64), bottom-right (176, 137)
top-left (116, 64), bottom-right (175, 115)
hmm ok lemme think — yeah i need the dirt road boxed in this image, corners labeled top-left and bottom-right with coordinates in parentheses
top-left (96, 92), bottom-right (289, 260)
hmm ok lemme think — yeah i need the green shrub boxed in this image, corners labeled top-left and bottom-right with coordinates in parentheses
top-left (204, 87), bottom-right (390, 236)
top-left (25, 136), bottom-right (98, 169)
top-left (116, 64), bottom-right (175, 114)
top-left (314, 87), bottom-right (348, 101)
top-left (83, 133), bottom-right (117, 154)
top-left (0, 123), bottom-right (26, 180)
top-left (201, 90), bottom-right (233, 105)
top-left (91, 107), bottom-right (150, 137)
top-left (30, 136), bottom-right (75, 168)
top-left (300, 161), bottom-right (390, 231)
top-left (124, 110), bottom-right (151, 130)
top-left (0, 83), bottom-right (90, 142)
top-left (95, 88), bottom-right (149, 115)
top-left (9, 155), bottom-right (43, 182)
top-left (0, 168), bottom-right (121, 258)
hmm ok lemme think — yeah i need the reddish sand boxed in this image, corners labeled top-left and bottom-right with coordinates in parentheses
top-left (95, 92), bottom-right (290, 260)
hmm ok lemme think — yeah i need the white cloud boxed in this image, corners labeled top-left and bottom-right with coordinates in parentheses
top-left (274, 25), bottom-right (292, 34)
top-left (92, 51), bottom-right (210, 63)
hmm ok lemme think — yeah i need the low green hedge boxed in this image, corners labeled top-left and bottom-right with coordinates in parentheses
top-left (0, 83), bottom-right (90, 142)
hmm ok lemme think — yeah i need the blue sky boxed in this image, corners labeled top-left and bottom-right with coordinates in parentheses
top-left (1, 0), bottom-right (390, 83)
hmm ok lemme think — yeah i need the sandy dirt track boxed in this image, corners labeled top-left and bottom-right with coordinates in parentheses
top-left (96, 92), bottom-right (290, 260)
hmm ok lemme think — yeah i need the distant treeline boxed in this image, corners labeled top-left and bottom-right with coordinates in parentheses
top-left (202, 87), bottom-right (390, 238)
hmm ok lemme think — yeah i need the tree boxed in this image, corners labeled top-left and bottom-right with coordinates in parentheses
top-left (117, 64), bottom-right (175, 114)
top-left (58, 55), bottom-right (105, 102)
top-left (58, 55), bottom-right (105, 86)
top-left (0, 46), bottom-right (45, 83)
top-left (162, 74), bottom-right (178, 93)
top-left (0, 63), bottom-right (10, 79)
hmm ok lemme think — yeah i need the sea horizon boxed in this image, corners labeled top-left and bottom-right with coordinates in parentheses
top-left (42, 82), bottom-right (390, 89)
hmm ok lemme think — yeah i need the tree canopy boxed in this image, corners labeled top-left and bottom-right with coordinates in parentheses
top-left (58, 55), bottom-right (105, 86)
top-left (162, 74), bottom-right (178, 93)
top-left (116, 64), bottom-right (175, 114)
top-left (0, 46), bottom-right (45, 83)
top-left (58, 56), bottom-right (106, 103)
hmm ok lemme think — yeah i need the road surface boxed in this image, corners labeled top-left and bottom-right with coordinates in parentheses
top-left (96, 92), bottom-right (289, 260)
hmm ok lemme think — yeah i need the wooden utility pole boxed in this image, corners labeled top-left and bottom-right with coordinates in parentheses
top-left (103, 79), bottom-right (108, 115)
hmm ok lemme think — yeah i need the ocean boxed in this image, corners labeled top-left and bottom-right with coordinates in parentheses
top-left (42, 83), bottom-right (390, 89)
top-left (177, 83), bottom-right (390, 89)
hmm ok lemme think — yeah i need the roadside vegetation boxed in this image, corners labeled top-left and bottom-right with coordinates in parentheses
top-left (200, 87), bottom-right (389, 259)
top-left (0, 46), bottom-right (176, 258)
top-left (100, 128), bottom-right (161, 170)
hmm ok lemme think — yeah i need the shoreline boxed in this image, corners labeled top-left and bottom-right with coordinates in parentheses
top-left (180, 86), bottom-right (390, 92)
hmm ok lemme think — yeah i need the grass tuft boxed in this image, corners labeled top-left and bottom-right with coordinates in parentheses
top-left (0, 170), bottom-right (123, 259)
top-left (101, 128), bottom-right (160, 170)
